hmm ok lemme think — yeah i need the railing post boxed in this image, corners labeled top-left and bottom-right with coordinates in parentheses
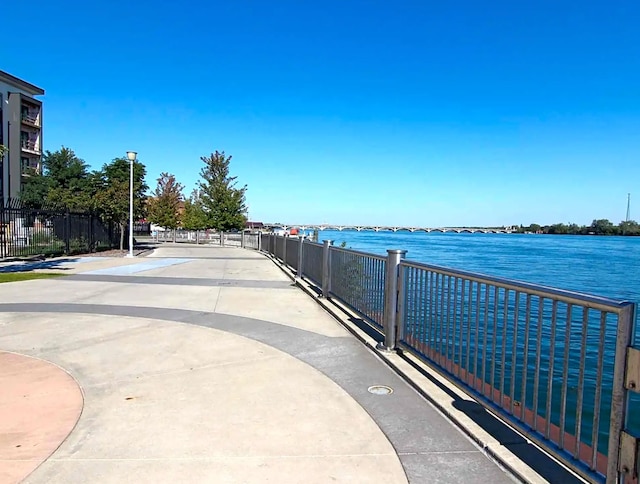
top-left (296, 236), bottom-right (304, 280)
top-left (378, 249), bottom-right (407, 351)
top-left (283, 234), bottom-right (288, 264)
top-left (270, 233), bottom-right (275, 255)
top-left (321, 240), bottom-right (333, 298)
top-left (220, 231), bottom-right (224, 247)
top-left (608, 302), bottom-right (637, 483)
top-left (241, 230), bottom-right (246, 249)
top-left (258, 232), bottom-right (262, 251)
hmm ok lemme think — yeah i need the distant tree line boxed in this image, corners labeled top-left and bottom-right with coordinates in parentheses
top-left (516, 219), bottom-right (640, 236)
top-left (19, 147), bottom-right (248, 249)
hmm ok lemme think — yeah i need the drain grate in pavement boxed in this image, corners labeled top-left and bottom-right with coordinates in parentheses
top-left (367, 385), bottom-right (393, 395)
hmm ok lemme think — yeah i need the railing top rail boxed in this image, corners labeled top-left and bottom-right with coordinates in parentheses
top-left (304, 240), bottom-right (323, 248)
top-left (400, 259), bottom-right (633, 311)
top-left (330, 245), bottom-right (387, 262)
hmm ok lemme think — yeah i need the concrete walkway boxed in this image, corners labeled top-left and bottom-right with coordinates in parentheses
top-left (0, 245), bottom-right (516, 483)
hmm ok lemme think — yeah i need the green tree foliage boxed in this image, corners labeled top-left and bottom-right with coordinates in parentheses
top-left (147, 173), bottom-right (184, 231)
top-left (182, 189), bottom-right (209, 230)
top-left (0, 145), bottom-right (7, 157)
top-left (94, 157), bottom-right (148, 250)
top-left (620, 220), bottom-right (640, 236)
top-left (198, 151), bottom-right (247, 231)
top-left (21, 147), bottom-right (95, 210)
top-left (589, 219), bottom-right (618, 235)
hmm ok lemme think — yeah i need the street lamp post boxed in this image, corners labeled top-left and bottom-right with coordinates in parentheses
top-left (126, 151), bottom-right (137, 258)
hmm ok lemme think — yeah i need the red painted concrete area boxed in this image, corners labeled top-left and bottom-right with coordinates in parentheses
top-left (0, 352), bottom-right (83, 483)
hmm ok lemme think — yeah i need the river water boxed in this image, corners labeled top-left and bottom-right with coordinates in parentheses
top-left (316, 230), bottom-right (640, 307)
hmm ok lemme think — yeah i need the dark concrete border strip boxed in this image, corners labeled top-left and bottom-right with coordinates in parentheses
top-left (0, 302), bottom-right (514, 484)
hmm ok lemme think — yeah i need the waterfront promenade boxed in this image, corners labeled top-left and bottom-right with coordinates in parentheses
top-left (0, 245), bottom-right (570, 483)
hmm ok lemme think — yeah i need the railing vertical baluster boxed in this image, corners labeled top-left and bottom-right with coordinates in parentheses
top-left (439, 275), bottom-right (448, 367)
top-left (428, 271), bottom-right (435, 357)
top-left (559, 304), bottom-right (573, 450)
top-left (451, 277), bottom-right (458, 372)
top-left (545, 300), bottom-right (558, 440)
top-left (465, 280), bottom-right (472, 383)
top-left (473, 282), bottom-right (481, 390)
top-left (397, 264), bottom-right (406, 343)
top-left (491, 286), bottom-right (499, 400)
top-left (283, 234), bottom-right (288, 266)
top-left (500, 288), bottom-right (509, 408)
top-left (482, 284), bottom-right (490, 394)
top-left (459, 278), bottom-right (465, 377)
top-left (533, 297), bottom-right (544, 432)
top-left (591, 311), bottom-right (607, 471)
top-left (574, 307), bottom-right (589, 460)
top-left (296, 236), bottom-right (304, 280)
top-left (510, 292), bottom-right (520, 415)
top-left (321, 240), bottom-right (333, 298)
top-left (521, 294), bottom-right (532, 421)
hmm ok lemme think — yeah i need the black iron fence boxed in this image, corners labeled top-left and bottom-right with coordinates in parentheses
top-left (0, 200), bottom-right (121, 258)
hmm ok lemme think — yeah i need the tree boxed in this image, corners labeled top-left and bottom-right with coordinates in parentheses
top-left (19, 147), bottom-right (95, 210)
top-left (0, 145), bottom-right (7, 158)
top-left (620, 220), bottom-right (640, 236)
top-left (94, 157), bottom-right (148, 250)
top-left (147, 173), bottom-right (184, 235)
top-left (198, 151), bottom-right (247, 231)
top-left (589, 219), bottom-right (617, 236)
top-left (182, 189), bottom-right (209, 243)
top-left (45, 147), bottom-right (94, 210)
top-left (529, 223), bottom-right (541, 233)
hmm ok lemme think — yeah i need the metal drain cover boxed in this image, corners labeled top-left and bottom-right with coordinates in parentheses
top-left (367, 385), bottom-right (393, 395)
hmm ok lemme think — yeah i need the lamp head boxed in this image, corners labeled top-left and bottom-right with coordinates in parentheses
top-left (126, 151), bottom-right (137, 161)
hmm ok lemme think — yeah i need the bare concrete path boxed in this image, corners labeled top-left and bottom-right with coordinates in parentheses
top-left (0, 245), bottom-right (514, 483)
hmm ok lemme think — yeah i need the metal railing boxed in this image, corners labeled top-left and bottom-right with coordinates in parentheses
top-left (329, 246), bottom-right (387, 329)
top-left (21, 113), bottom-right (39, 125)
top-left (258, 235), bottom-right (640, 483)
top-left (301, 241), bottom-right (323, 286)
top-left (285, 236), bottom-right (299, 269)
top-left (245, 233), bottom-right (259, 250)
top-left (153, 230), bottom-right (263, 249)
top-left (20, 140), bottom-right (39, 152)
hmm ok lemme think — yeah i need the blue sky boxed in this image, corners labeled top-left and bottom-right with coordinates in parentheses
top-left (3, 0), bottom-right (639, 227)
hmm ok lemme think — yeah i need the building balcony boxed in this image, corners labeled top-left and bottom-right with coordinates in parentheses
top-left (20, 140), bottom-right (41, 153)
top-left (21, 113), bottom-right (40, 127)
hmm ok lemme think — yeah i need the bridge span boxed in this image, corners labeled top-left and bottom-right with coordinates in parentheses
top-left (263, 224), bottom-right (516, 234)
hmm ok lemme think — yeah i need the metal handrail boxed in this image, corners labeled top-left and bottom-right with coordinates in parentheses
top-left (401, 259), bottom-right (632, 312)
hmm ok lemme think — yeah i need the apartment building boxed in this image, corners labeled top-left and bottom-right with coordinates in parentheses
top-left (0, 70), bottom-right (45, 203)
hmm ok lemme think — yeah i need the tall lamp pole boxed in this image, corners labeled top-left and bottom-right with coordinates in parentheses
top-left (126, 151), bottom-right (137, 258)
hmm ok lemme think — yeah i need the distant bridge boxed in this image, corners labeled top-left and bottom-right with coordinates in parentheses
top-left (263, 224), bottom-right (516, 234)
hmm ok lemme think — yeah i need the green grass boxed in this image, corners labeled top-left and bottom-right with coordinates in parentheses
top-left (0, 272), bottom-right (66, 283)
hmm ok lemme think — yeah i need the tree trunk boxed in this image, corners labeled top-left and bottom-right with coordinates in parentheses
top-left (119, 222), bottom-right (125, 251)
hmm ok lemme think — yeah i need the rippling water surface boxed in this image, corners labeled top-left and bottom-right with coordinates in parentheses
top-left (318, 231), bottom-right (640, 305)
